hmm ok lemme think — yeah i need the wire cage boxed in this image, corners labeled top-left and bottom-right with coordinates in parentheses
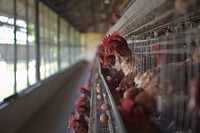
top-left (125, 1), bottom-right (200, 133)
top-left (101, 0), bottom-right (200, 132)
top-left (128, 28), bottom-right (200, 133)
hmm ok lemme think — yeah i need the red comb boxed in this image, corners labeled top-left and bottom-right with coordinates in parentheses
top-left (76, 96), bottom-right (85, 105)
top-left (75, 104), bottom-right (86, 115)
top-left (68, 115), bottom-right (78, 127)
top-left (97, 44), bottom-right (104, 52)
top-left (75, 103), bottom-right (81, 112)
top-left (118, 98), bottom-right (134, 112)
top-left (156, 54), bottom-right (162, 62)
top-left (77, 86), bottom-right (85, 93)
top-left (151, 43), bottom-right (160, 51)
top-left (96, 52), bottom-right (104, 64)
top-left (102, 31), bottom-right (119, 47)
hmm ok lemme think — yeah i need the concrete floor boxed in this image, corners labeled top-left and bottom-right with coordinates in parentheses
top-left (17, 61), bottom-right (90, 133)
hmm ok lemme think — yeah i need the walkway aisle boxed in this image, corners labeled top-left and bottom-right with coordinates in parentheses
top-left (17, 61), bottom-right (90, 133)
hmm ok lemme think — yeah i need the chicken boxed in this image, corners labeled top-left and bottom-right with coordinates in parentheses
top-left (101, 54), bottom-right (119, 75)
top-left (151, 43), bottom-right (165, 64)
top-left (99, 32), bottom-right (134, 76)
top-left (104, 54), bottom-right (116, 68)
top-left (75, 96), bottom-right (90, 109)
top-left (75, 103), bottom-right (90, 118)
top-left (107, 36), bottom-right (131, 59)
top-left (75, 96), bottom-right (90, 120)
top-left (134, 89), bottom-right (157, 115)
top-left (133, 71), bottom-right (159, 114)
top-left (97, 39), bottom-right (120, 71)
top-left (155, 62), bottom-right (200, 128)
top-left (134, 66), bottom-right (159, 89)
top-left (106, 70), bottom-right (125, 90)
top-left (106, 37), bottom-right (133, 76)
top-left (135, 58), bottom-right (200, 115)
top-left (117, 99), bottom-right (147, 125)
top-left (96, 44), bottom-right (105, 64)
top-left (77, 86), bottom-right (91, 98)
top-left (68, 114), bottom-right (88, 133)
top-left (117, 99), bottom-right (159, 133)
top-left (101, 67), bottom-right (116, 79)
top-left (117, 72), bottom-right (136, 94)
top-left (133, 63), bottom-right (175, 114)
top-left (105, 70), bottom-right (125, 104)
top-left (123, 87), bottom-right (142, 101)
top-left (119, 62), bottom-right (200, 131)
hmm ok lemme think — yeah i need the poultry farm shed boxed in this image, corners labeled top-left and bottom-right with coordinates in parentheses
top-left (68, 0), bottom-right (200, 133)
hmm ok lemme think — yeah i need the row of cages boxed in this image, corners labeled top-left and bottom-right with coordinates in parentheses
top-left (0, 0), bottom-right (84, 103)
top-left (58, 0), bottom-right (200, 133)
top-left (89, 0), bottom-right (200, 133)
top-left (67, 60), bottom-right (127, 133)
top-left (127, 23), bottom-right (200, 133)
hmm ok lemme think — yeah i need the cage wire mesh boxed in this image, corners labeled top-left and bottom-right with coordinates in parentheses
top-left (114, 0), bottom-right (200, 133)
top-left (90, 0), bottom-right (200, 132)
top-left (124, 1), bottom-right (200, 132)
top-left (127, 28), bottom-right (200, 133)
